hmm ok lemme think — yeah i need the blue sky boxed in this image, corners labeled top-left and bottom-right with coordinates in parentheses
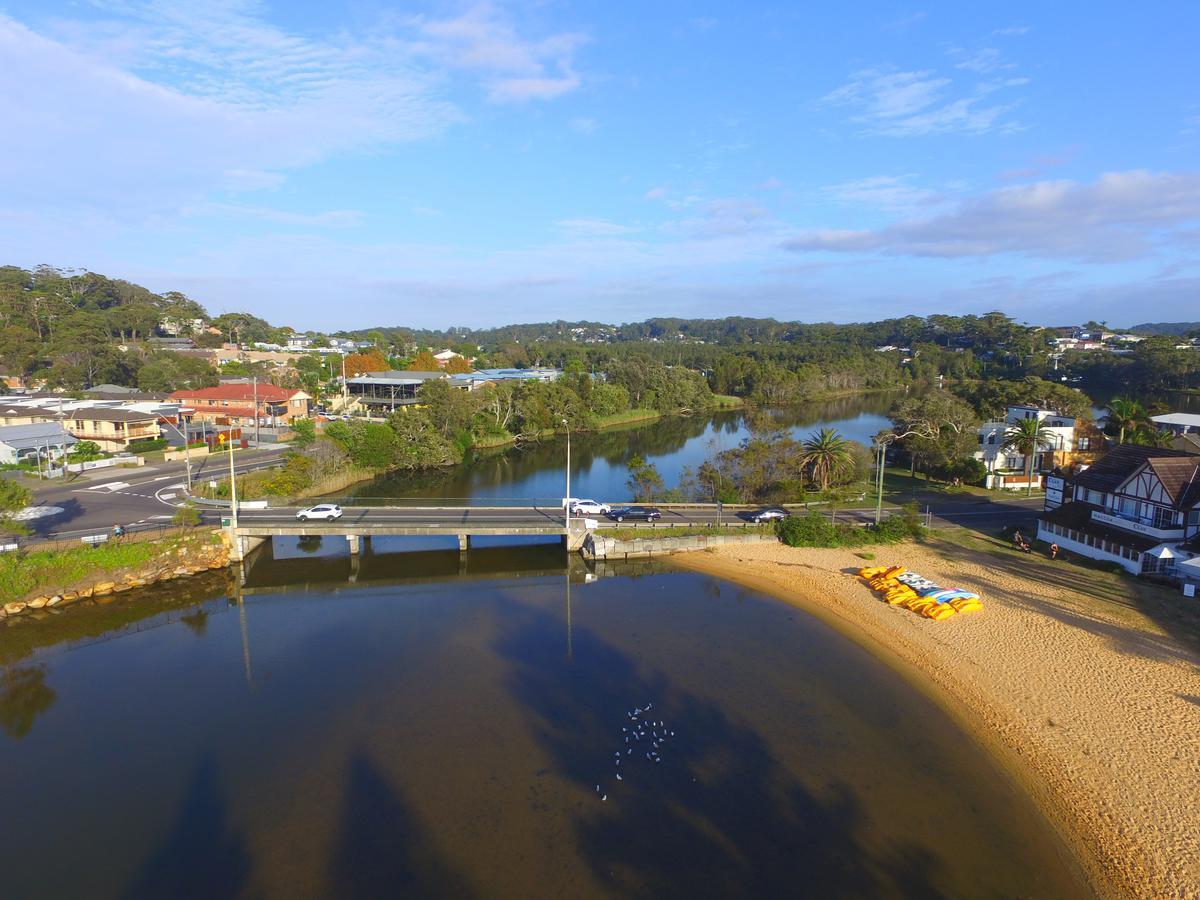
top-left (2, 1), bottom-right (1198, 330)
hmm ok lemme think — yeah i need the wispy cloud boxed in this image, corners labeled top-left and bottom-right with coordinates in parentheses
top-left (569, 116), bottom-right (598, 134)
top-left (992, 26), bottom-right (1030, 36)
top-left (823, 175), bottom-right (942, 211)
top-left (557, 218), bottom-right (640, 236)
top-left (408, 3), bottom-right (587, 103)
top-left (784, 170), bottom-right (1200, 261)
top-left (186, 203), bottom-right (365, 227)
top-left (820, 61), bottom-right (1024, 136)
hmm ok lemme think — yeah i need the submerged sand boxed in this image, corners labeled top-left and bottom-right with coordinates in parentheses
top-left (673, 536), bottom-right (1200, 899)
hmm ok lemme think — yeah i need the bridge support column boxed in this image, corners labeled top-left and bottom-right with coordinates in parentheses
top-left (229, 531), bottom-right (267, 562)
top-left (457, 534), bottom-right (470, 552)
top-left (346, 534), bottom-right (361, 556)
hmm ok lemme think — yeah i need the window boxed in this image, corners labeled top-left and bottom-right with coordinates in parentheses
top-left (1077, 436), bottom-right (1091, 451)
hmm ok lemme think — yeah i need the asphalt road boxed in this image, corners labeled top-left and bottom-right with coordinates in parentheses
top-left (18, 451), bottom-right (1044, 545)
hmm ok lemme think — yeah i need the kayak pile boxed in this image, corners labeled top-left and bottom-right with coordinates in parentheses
top-left (857, 565), bottom-right (983, 620)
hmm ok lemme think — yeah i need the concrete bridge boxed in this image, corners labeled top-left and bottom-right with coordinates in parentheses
top-left (225, 505), bottom-right (593, 561)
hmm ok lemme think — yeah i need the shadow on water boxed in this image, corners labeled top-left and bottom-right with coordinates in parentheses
top-left (492, 601), bottom-right (949, 898)
top-left (122, 757), bottom-right (251, 900)
top-left (0, 664), bottom-right (57, 739)
top-left (329, 752), bottom-right (471, 899)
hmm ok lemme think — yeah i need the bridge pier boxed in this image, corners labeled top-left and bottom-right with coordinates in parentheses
top-left (457, 534), bottom-right (470, 552)
top-left (346, 534), bottom-right (361, 555)
top-left (228, 529), bottom-right (268, 562)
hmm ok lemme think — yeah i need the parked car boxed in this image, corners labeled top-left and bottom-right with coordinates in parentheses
top-left (570, 499), bottom-right (612, 516)
top-left (296, 503), bottom-right (343, 522)
top-left (606, 505), bottom-right (662, 522)
top-left (748, 506), bottom-right (790, 523)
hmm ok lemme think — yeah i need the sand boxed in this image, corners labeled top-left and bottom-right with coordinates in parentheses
top-left (672, 537), bottom-right (1200, 899)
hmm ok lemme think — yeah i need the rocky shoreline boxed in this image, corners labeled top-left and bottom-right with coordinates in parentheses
top-left (0, 531), bottom-right (231, 620)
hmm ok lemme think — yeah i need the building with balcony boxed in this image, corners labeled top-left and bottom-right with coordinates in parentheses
top-left (0, 422), bottom-right (77, 465)
top-left (974, 405), bottom-right (1101, 490)
top-left (344, 371), bottom-right (447, 411)
top-left (66, 408), bottom-right (162, 451)
top-left (1036, 445), bottom-right (1200, 579)
top-left (169, 384), bottom-right (311, 427)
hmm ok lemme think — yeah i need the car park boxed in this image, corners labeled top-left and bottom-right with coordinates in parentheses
top-left (606, 505), bottom-right (662, 522)
top-left (296, 504), bottom-right (343, 522)
top-left (748, 506), bottom-right (790, 523)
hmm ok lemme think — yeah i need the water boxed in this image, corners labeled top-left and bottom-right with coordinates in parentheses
top-left (346, 393), bottom-right (901, 505)
top-left (0, 539), bottom-right (1089, 898)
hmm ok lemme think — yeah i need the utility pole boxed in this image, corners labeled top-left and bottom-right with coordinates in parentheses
top-left (228, 430), bottom-right (239, 529)
top-left (341, 352), bottom-right (349, 411)
top-left (562, 418), bottom-right (571, 536)
top-left (252, 376), bottom-right (261, 447)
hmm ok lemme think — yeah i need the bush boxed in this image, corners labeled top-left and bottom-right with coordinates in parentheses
top-left (776, 504), bottom-right (923, 549)
top-left (127, 438), bottom-right (168, 454)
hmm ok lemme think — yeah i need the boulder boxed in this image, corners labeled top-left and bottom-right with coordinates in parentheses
top-left (46, 595), bottom-right (63, 607)
top-left (27, 597), bottom-right (48, 609)
top-left (92, 582), bottom-right (115, 596)
top-left (4, 602), bottom-right (27, 616)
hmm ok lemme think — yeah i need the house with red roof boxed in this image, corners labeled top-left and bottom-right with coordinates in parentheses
top-left (169, 384), bottom-right (311, 427)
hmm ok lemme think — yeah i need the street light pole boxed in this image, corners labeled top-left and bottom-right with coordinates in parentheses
top-left (562, 418), bottom-right (571, 535)
top-left (228, 429), bottom-right (239, 529)
top-left (252, 376), bottom-right (261, 447)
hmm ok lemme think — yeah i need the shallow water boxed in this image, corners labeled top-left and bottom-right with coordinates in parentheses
top-left (0, 538), bottom-right (1088, 898)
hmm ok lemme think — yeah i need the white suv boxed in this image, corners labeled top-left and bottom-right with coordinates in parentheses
top-left (570, 499), bottom-right (611, 516)
top-left (296, 504), bottom-right (343, 522)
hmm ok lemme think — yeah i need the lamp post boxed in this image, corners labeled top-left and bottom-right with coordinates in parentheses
top-left (162, 416), bottom-right (192, 489)
top-left (562, 417), bottom-right (571, 535)
top-left (227, 430), bottom-right (239, 529)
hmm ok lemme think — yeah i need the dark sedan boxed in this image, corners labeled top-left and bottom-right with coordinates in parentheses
top-left (746, 506), bottom-right (790, 523)
top-left (606, 505), bottom-right (663, 522)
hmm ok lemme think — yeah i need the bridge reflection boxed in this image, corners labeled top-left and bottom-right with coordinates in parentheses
top-left (239, 536), bottom-right (601, 594)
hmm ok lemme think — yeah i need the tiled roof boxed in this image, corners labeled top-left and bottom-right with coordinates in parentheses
top-left (69, 408), bottom-right (159, 423)
top-left (1073, 445), bottom-right (1193, 492)
top-left (170, 384), bottom-right (303, 402)
top-left (1144, 457), bottom-right (1200, 507)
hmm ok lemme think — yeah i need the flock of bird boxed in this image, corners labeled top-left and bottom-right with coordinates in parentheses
top-left (594, 702), bottom-right (676, 802)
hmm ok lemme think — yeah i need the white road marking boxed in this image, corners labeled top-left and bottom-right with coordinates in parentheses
top-left (87, 482), bottom-right (131, 492)
top-left (160, 492), bottom-right (177, 500)
top-left (150, 515), bottom-right (174, 520)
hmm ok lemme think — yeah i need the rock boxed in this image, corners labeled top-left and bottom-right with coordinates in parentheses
top-left (62, 591), bottom-right (78, 601)
top-left (28, 597), bottom-right (48, 609)
top-left (174, 566), bottom-right (191, 576)
top-left (46, 595), bottom-right (63, 607)
top-left (4, 602), bottom-right (27, 616)
top-left (92, 582), bottom-right (115, 596)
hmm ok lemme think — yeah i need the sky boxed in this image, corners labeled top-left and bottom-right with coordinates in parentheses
top-left (1, 1), bottom-right (1198, 331)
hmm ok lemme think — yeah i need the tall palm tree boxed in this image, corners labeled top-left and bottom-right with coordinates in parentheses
top-left (1002, 417), bottom-right (1054, 496)
top-left (1105, 397), bottom-right (1146, 445)
top-left (1129, 425), bottom-right (1176, 448)
top-left (801, 427), bottom-right (854, 492)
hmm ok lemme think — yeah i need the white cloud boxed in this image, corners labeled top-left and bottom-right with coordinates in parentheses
top-left (948, 46), bottom-right (1014, 75)
top-left (690, 17), bottom-right (718, 31)
top-left (569, 116), bottom-right (598, 134)
top-left (784, 170), bottom-right (1200, 261)
top-left (409, 3), bottom-right (587, 103)
top-left (644, 187), bottom-right (668, 200)
top-left (992, 26), bottom-right (1030, 36)
top-left (821, 64), bottom-right (1023, 136)
top-left (186, 203), bottom-right (365, 227)
top-left (556, 218), bottom-right (640, 236)
top-left (823, 175), bottom-right (941, 211)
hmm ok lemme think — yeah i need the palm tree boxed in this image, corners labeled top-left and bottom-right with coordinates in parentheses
top-left (801, 427), bottom-right (854, 492)
top-left (1105, 397), bottom-right (1146, 445)
top-left (1129, 425), bottom-right (1176, 448)
top-left (1002, 417), bottom-right (1054, 496)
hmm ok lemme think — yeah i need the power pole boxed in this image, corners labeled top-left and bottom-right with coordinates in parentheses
top-left (252, 376), bottom-right (261, 447)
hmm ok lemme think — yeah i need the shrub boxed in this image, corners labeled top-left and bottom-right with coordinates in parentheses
top-left (127, 438), bottom-right (168, 454)
top-left (776, 505), bottom-right (923, 549)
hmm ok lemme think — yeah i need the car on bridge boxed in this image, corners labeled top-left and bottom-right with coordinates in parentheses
top-left (747, 506), bottom-right (790, 523)
top-left (606, 505), bottom-right (662, 523)
top-left (570, 499), bottom-right (612, 516)
top-left (296, 504), bottom-right (343, 522)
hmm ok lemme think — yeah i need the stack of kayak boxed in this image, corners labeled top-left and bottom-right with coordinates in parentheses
top-left (857, 565), bottom-right (983, 620)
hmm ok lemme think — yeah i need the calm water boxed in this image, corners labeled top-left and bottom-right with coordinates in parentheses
top-left (345, 393), bottom-right (902, 506)
top-left (0, 538), bottom-right (1088, 898)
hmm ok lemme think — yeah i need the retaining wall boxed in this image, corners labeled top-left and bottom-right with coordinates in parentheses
top-left (583, 532), bottom-right (777, 560)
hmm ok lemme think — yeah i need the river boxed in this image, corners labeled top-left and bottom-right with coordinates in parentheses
top-left (0, 541), bottom-right (1089, 897)
top-left (345, 393), bottom-right (902, 506)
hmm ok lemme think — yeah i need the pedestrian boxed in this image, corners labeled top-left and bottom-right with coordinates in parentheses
top-left (1049, 542), bottom-right (1060, 561)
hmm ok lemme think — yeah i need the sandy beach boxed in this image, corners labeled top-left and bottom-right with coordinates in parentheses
top-left (673, 534), bottom-right (1200, 899)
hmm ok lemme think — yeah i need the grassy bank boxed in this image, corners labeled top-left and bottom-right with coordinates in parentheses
top-left (595, 523), bottom-right (774, 541)
top-left (0, 530), bottom-right (223, 603)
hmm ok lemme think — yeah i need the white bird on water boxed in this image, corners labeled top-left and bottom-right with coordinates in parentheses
top-left (615, 773), bottom-right (623, 781)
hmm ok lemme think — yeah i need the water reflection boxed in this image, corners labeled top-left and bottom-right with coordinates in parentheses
top-left (0, 664), bottom-right (57, 739)
top-left (343, 393), bottom-right (903, 505)
top-left (0, 548), bottom-right (1088, 898)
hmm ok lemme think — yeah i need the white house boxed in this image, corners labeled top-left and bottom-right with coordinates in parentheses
top-left (0, 422), bottom-right (77, 465)
top-left (974, 405), bottom-right (1095, 490)
top-left (1151, 412), bottom-right (1200, 435)
top-left (1037, 445), bottom-right (1200, 579)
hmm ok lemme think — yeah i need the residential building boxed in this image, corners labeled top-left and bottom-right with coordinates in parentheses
top-left (345, 371), bottom-right (447, 411)
top-left (66, 408), bottom-right (161, 450)
top-left (472, 368), bottom-right (561, 384)
top-left (287, 335), bottom-right (314, 350)
top-left (1150, 412), bottom-right (1200, 435)
top-left (0, 422), bottom-right (77, 465)
top-left (974, 405), bottom-right (1100, 490)
top-left (170, 384), bottom-right (312, 426)
top-left (1036, 445), bottom-right (1200, 579)
top-left (0, 405), bottom-right (62, 427)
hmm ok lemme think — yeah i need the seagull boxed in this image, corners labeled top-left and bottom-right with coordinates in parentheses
top-left (645, 703), bottom-right (653, 710)
top-left (654, 758), bottom-right (661, 764)
top-left (627, 748), bottom-right (632, 755)
top-left (601, 794), bottom-right (607, 801)
top-left (615, 773), bottom-right (623, 781)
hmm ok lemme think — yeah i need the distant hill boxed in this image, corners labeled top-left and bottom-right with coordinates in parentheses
top-left (1127, 322), bottom-right (1200, 336)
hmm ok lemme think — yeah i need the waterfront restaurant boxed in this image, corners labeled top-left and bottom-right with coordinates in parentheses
top-left (1037, 445), bottom-right (1200, 578)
